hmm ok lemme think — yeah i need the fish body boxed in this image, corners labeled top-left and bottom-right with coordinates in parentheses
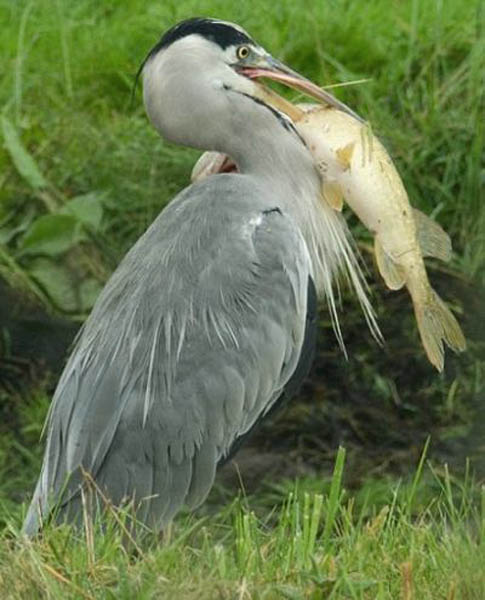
top-left (191, 104), bottom-right (466, 371)
top-left (295, 105), bottom-right (412, 239)
top-left (293, 104), bottom-right (465, 371)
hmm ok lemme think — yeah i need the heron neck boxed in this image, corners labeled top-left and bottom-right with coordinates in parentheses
top-left (227, 114), bottom-right (334, 290)
top-left (225, 110), bottom-right (321, 212)
top-left (221, 109), bottom-right (350, 306)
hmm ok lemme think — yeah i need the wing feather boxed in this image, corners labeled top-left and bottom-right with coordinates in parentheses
top-left (23, 176), bottom-right (313, 535)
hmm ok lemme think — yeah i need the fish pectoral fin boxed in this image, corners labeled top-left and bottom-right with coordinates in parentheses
top-left (374, 237), bottom-right (405, 290)
top-left (336, 142), bottom-right (355, 171)
top-left (415, 288), bottom-right (466, 372)
top-left (321, 180), bottom-right (344, 211)
top-left (413, 209), bottom-right (452, 263)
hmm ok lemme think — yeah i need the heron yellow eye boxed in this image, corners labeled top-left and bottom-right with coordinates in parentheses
top-left (236, 45), bottom-right (250, 60)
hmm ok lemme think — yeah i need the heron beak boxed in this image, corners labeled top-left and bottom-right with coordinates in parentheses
top-left (240, 55), bottom-right (364, 123)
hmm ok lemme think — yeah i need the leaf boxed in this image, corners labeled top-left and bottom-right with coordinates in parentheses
top-left (0, 207), bottom-right (37, 244)
top-left (28, 261), bottom-right (101, 313)
top-left (28, 258), bottom-right (79, 312)
top-left (0, 223), bottom-right (27, 245)
top-left (1, 115), bottom-right (48, 189)
top-left (79, 277), bottom-right (103, 310)
top-left (62, 193), bottom-right (104, 230)
top-left (20, 214), bottom-right (83, 256)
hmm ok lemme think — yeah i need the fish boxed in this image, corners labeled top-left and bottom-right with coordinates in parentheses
top-left (191, 104), bottom-right (466, 371)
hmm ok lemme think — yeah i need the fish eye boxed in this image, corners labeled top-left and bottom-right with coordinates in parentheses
top-left (236, 45), bottom-right (250, 60)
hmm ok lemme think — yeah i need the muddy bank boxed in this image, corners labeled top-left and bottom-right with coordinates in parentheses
top-left (1, 269), bottom-right (483, 500)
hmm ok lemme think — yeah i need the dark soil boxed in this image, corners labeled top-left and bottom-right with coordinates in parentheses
top-left (1, 267), bottom-right (483, 503)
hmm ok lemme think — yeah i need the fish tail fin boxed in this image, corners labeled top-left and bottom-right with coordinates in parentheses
top-left (191, 151), bottom-right (233, 182)
top-left (414, 288), bottom-right (466, 372)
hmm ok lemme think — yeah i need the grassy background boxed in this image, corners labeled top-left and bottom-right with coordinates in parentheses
top-left (0, 0), bottom-right (484, 596)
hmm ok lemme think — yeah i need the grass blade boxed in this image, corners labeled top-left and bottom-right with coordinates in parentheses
top-left (322, 446), bottom-right (346, 548)
top-left (1, 115), bottom-right (48, 190)
top-left (406, 438), bottom-right (430, 517)
top-left (14, 1), bottom-right (34, 123)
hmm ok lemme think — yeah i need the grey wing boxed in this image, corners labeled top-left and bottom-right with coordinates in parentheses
top-left (23, 181), bottom-right (313, 534)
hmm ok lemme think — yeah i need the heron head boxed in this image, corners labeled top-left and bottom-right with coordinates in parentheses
top-left (139, 18), bottom-right (360, 152)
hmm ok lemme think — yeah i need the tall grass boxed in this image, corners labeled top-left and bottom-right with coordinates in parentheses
top-left (1, 448), bottom-right (484, 599)
top-left (1, 0), bottom-right (483, 270)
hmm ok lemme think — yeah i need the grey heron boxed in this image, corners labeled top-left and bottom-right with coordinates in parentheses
top-left (23, 17), bottom-right (378, 536)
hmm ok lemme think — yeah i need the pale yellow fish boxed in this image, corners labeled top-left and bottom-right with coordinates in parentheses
top-left (292, 104), bottom-right (465, 371)
top-left (191, 104), bottom-right (466, 371)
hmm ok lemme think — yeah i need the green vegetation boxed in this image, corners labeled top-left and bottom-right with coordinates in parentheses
top-left (1, 0), bottom-right (483, 307)
top-left (1, 448), bottom-right (484, 598)
top-left (0, 0), bottom-right (484, 597)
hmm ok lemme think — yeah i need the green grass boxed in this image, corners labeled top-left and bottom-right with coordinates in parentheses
top-left (1, 0), bottom-right (484, 307)
top-left (1, 1), bottom-right (484, 597)
top-left (1, 448), bottom-right (484, 599)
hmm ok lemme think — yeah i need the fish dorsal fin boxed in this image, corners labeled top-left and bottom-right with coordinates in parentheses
top-left (413, 209), bottom-right (452, 262)
top-left (321, 180), bottom-right (344, 211)
top-left (374, 237), bottom-right (406, 290)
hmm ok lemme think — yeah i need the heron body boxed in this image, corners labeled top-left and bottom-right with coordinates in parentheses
top-left (23, 18), bottom-right (375, 535)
